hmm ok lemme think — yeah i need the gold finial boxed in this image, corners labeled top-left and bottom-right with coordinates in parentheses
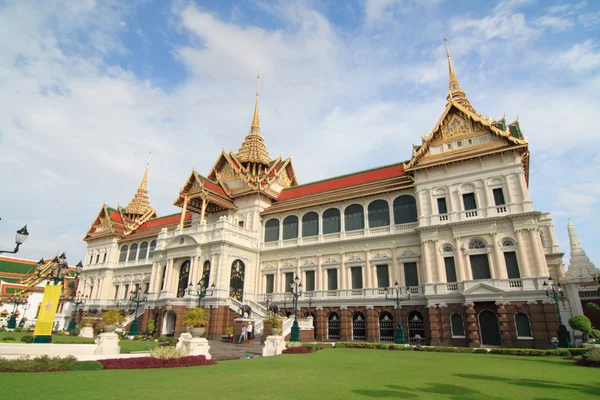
top-left (125, 155), bottom-right (153, 216)
top-left (141, 152), bottom-right (151, 188)
top-left (444, 37), bottom-right (460, 93)
top-left (250, 73), bottom-right (260, 134)
top-left (443, 37), bottom-right (477, 114)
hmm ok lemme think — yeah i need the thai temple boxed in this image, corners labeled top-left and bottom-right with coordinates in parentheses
top-left (77, 40), bottom-right (592, 348)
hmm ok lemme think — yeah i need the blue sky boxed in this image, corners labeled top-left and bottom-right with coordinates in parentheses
top-left (0, 0), bottom-right (598, 271)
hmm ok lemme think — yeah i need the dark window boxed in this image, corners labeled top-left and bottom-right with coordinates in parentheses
top-left (138, 241), bottom-right (148, 259)
top-left (95, 254), bottom-right (100, 264)
top-left (119, 245), bottom-right (128, 263)
top-left (322, 208), bottom-right (341, 234)
top-left (376, 265), bottom-right (389, 288)
top-left (404, 262), bottom-right (419, 287)
top-left (160, 265), bottom-right (167, 290)
top-left (463, 193), bottom-right (477, 210)
top-left (351, 267), bottom-right (363, 289)
top-left (264, 219), bottom-right (280, 242)
top-left (327, 269), bottom-right (338, 290)
top-left (437, 197), bottom-right (448, 214)
top-left (89, 255), bottom-right (93, 264)
top-left (515, 313), bottom-right (532, 337)
top-left (128, 244), bottom-right (138, 261)
top-left (177, 261), bottom-right (190, 298)
top-left (393, 195), bottom-right (418, 224)
top-left (302, 212), bottom-right (319, 237)
top-left (283, 216), bottom-right (299, 240)
top-left (493, 188), bottom-right (506, 206)
top-left (143, 283), bottom-right (149, 294)
top-left (470, 254), bottom-right (491, 279)
top-left (444, 257), bottom-right (457, 283)
top-left (113, 286), bottom-right (119, 299)
top-left (368, 200), bottom-right (390, 228)
top-left (148, 240), bottom-right (157, 258)
top-left (285, 272), bottom-right (294, 292)
top-left (305, 271), bottom-right (315, 292)
top-left (344, 204), bottom-right (364, 231)
top-left (504, 251), bottom-right (521, 279)
top-left (123, 284), bottom-right (129, 299)
top-left (103, 253), bottom-right (107, 263)
top-left (265, 275), bottom-right (274, 294)
top-left (451, 314), bottom-right (465, 337)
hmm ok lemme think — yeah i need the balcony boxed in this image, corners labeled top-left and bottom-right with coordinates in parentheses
top-left (424, 204), bottom-right (520, 227)
top-left (261, 222), bottom-right (418, 250)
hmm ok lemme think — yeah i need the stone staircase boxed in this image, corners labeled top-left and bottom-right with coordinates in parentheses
top-left (208, 340), bottom-right (263, 361)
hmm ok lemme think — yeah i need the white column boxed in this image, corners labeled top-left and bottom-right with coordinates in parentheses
top-left (316, 256), bottom-right (322, 291)
top-left (454, 239), bottom-right (465, 282)
top-left (446, 186), bottom-right (455, 213)
top-left (275, 261), bottom-right (281, 293)
top-left (529, 228), bottom-right (547, 277)
top-left (428, 189), bottom-right (435, 215)
top-left (483, 182), bottom-right (492, 208)
top-left (364, 251), bottom-right (372, 288)
top-left (363, 200), bottom-right (369, 230)
top-left (388, 198), bottom-right (395, 226)
top-left (517, 171), bottom-right (530, 202)
top-left (435, 241), bottom-right (447, 283)
top-left (492, 234), bottom-right (507, 279)
top-left (391, 247), bottom-right (399, 285)
top-left (514, 230), bottom-right (531, 277)
top-left (504, 174), bottom-right (514, 204)
top-left (422, 241), bottom-right (432, 284)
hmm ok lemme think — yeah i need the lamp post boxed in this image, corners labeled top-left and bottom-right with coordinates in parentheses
top-left (67, 291), bottom-right (88, 331)
top-left (0, 224), bottom-right (29, 255)
top-left (187, 279), bottom-right (215, 308)
top-left (290, 275), bottom-right (303, 342)
top-left (18, 303), bottom-right (30, 328)
top-left (385, 281), bottom-right (410, 344)
top-left (543, 276), bottom-right (572, 348)
top-left (6, 293), bottom-right (28, 329)
top-left (128, 287), bottom-right (147, 336)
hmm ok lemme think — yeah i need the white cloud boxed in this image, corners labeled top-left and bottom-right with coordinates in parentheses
top-left (557, 40), bottom-right (600, 72)
top-left (364, 0), bottom-right (441, 26)
top-left (535, 15), bottom-right (574, 31)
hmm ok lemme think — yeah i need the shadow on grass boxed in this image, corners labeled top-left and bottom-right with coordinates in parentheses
top-left (455, 374), bottom-right (600, 397)
top-left (352, 383), bottom-right (508, 399)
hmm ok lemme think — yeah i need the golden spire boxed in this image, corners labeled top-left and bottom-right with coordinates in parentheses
top-left (444, 37), bottom-right (477, 114)
top-left (236, 74), bottom-right (271, 165)
top-left (125, 153), bottom-right (153, 216)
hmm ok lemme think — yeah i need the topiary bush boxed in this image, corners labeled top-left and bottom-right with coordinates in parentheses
top-left (69, 328), bottom-right (80, 336)
top-left (1, 336), bottom-right (16, 342)
top-left (20, 335), bottom-right (34, 343)
top-left (68, 361), bottom-right (104, 371)
top-left (569, 315), bottom-right (592, 334)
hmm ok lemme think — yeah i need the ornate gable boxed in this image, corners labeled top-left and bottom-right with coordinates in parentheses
top-left (84, 205), bottom-right (123, 240)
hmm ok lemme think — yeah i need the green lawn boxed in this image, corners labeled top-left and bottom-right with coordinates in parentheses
top-left (0, 331), bottom-right (158, 351)
top-left (2, 349), bottom-right (599, 400)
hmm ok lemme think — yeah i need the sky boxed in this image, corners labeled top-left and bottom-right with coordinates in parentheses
top-left (0, 0), bottom-right (598, 270)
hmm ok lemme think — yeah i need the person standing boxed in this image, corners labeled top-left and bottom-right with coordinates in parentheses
top-left (238, 325), bottom-right (246, 344)
top-left (247, 322), bottom-right (253, 341)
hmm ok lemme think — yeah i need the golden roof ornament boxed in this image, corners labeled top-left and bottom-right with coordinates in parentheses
top-left (444, 37), bottom-right (477, 115)
top-left (236, 74), bottom-right (272, 166)
top-left (125, 153), bottom-right (153, 216)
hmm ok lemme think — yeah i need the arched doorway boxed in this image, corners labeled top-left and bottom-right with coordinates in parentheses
top-left (328, 312), bottom-right (340, 341)
top-left (162, 311), bottom-right (176, 336)
top-left (407, 311), bottom-right (425, 344)
top-left (379, 312), bottom-right (394, 342)
top-left (479, 310), bottom-right (502, 346)
top-left (177, 261), bottom-right (190, 298)
top-left (352, 312), bottom-right (366, 341)
top-left (305, 311), bottom-right (317, 340)
top-left (229, 259), bottom-right (245, 301)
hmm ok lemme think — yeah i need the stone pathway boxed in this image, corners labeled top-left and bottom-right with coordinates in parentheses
top-left (207, 340), bottom-right (263, 361)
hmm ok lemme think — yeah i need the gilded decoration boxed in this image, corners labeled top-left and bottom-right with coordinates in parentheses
top-left (444, 115), bottom-right (470, 138)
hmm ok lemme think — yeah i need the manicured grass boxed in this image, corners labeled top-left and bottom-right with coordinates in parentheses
top-left (118, 339), bottom-right (158, 353)
top-left (0, 331), bottom-right (157, 350)
top-left (2, 349), bottom-right (599, 400)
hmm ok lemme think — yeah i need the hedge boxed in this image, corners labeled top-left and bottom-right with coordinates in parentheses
top-left (0, 355), bottom-right (76, 372)
top-left (99, 355), bottom-right (214, 370)
top-left (489, 348), bottom-right (571, 357)
top-left (68, 361), bottom-right (104, 371)
top-left (20, 335), bottom-right (34, 343)
top-left (282, 347), bottom-right (313, 354)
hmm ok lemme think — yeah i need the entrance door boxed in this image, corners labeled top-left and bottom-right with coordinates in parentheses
top-left (352, 312), bottom-right (366, 341)
top-left (479, 310), bottom-right (502, 345)
top-left (407, 311), bottom-right (425, 344)
top-left (229, 259), bottom-right (245, 302)
top-left (379, 312), bottom-right (394, 342)
top-left (328, 312), bottom-right (340, 340)
top-left (162, 311), bottom-right (176, 336)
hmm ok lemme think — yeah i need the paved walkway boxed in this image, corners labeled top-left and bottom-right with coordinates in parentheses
top-left (208, 340), bottom-right (263, 361)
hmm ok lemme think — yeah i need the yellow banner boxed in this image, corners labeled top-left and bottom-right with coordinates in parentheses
top-left (33, 285), bottom-right (62, 336)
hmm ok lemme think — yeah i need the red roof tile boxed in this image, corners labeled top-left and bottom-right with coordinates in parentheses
top-left (109, 209), bottom-right (123, 223)
top-left (136, 213), bottom-right (192, 231)
top-left (277, 163), bottom-right (406, 201)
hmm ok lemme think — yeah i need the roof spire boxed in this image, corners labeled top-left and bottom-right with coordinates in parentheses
top-left (565, 219), bottom-right (598, 280)
top-left (443, 37), bottom-right (477, 114)
top-left (141, 152), bottom-right (151, 189)
top-left (250, 73), bottom-right (260, 135)
top-left (125, 155), bottom-right (153, 217)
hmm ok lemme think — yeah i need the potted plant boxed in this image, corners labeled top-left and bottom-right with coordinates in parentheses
top-left (101, 309), bottom-right (125, 332)
top-left (264, 314), bottom-right (282, 335)
top-left (225, 326), bottom-right (234, 343)
top-left (181, 308), bottom-right (209, 337)
top-left (81, 317), bottom-right (95, 328)
top-left (147, 320), bottom-right (156, 338)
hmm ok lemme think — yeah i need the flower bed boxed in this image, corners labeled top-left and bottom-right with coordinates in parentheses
top-left (576, 359), bottom-right (600, 368)
top-left (282, 346), bottom-right (313, 354)
top-left (99, 355), bottom-right (214, 370)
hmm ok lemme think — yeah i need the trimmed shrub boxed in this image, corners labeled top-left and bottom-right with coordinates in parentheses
top-left (1, 336), bottom-right (16, 342)
top-left (473, 349), bottom-right (489, 354)
top-left (0, 355), bottom-right (76, 372)
top-left (56, 330), bottom-right (66, 336)
top-left (587, 302), bottom-right (600, 313)
top-left (569, 315), bottom-right (592, 334)
top-left (20, 335), bottom-right (34, 343)
top-left (99, 355), bottom-right (213, 370)
top-left (68, 361), bottom-right (104, 371)
top-left (157, 337), bottom-right (169, 342)
top-left (488, 348), bottom-right (570, 357)
top-left (53, 339), bottom-right (95, 344)
top-left (282, 346), bottom-right (312, 354)
top-left (150, 346), bottom-right (187, 359)
top-left (70, 328), bottom-right (81, 336)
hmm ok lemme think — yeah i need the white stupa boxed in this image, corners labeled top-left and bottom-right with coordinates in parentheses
top-left (565, 220), bottom-right (599, 280)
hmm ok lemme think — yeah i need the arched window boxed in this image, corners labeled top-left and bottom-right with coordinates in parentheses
top-left (200, 260), bottom-right (211, 287)
top-left (368, 200), bottom-right (390, 228)
top-left (515, 313), bottom-right (532, 338)
top-left (322, 208), bottom-right (341, 234)
top-left (451, 314), bottom-right (465, 337)
top-left (148, 240), bottom-right (157, 258)
top-left (138, 241), bottom-right (148, 259)
top-left (302, 212), bottom-right (319, 237)
top-left (119, 245), bottom-right (128, 263)
top-left (282, 215), bottom-right (299, 240)
top-left (393, 195), bottom-right (417, 224)
top-left (128, 243), bottom-right (138, 261)
top-left (344, 204), bottom-right (364, 231)
top-left (177, 261), bottom-right (190, 298)
top-left (264, 219), bottom-right (280, 242)
top-left (468, 239), bottom-right (487, 249)
top-left (502, 239), bottom-right (515, 247)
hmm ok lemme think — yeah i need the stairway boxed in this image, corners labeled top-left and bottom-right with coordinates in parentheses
top-left (208, 340), bottom-right (263, 361)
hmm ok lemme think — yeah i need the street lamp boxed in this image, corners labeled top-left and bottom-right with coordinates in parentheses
top-left (128, 287), bottom-right (147, 336)
top-left (0, 224), bottom-right (29, 255)
top-left (290, 275), bottom-right (303, 342)
top-left (543, 276), bottom-right (572, 348)
top-left (385, 281), bottom-right (410, 344)
top-left (67, 291), bottom-right (88, 331)
top-left (6, 293), bottom-right (28, 329)
top-left (187, 279), bottom-right (215, 308)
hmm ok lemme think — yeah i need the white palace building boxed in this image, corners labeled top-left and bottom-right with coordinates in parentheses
top-left (79, 43), bottom-right (568, 348)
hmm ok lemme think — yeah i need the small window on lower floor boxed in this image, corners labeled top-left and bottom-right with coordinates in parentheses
top-left (451, 313), bottom-right (465, 337)
top-left (265, 275), bottom-right (274, 294)
top-left (515, 313), bottom-right (532, 338)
